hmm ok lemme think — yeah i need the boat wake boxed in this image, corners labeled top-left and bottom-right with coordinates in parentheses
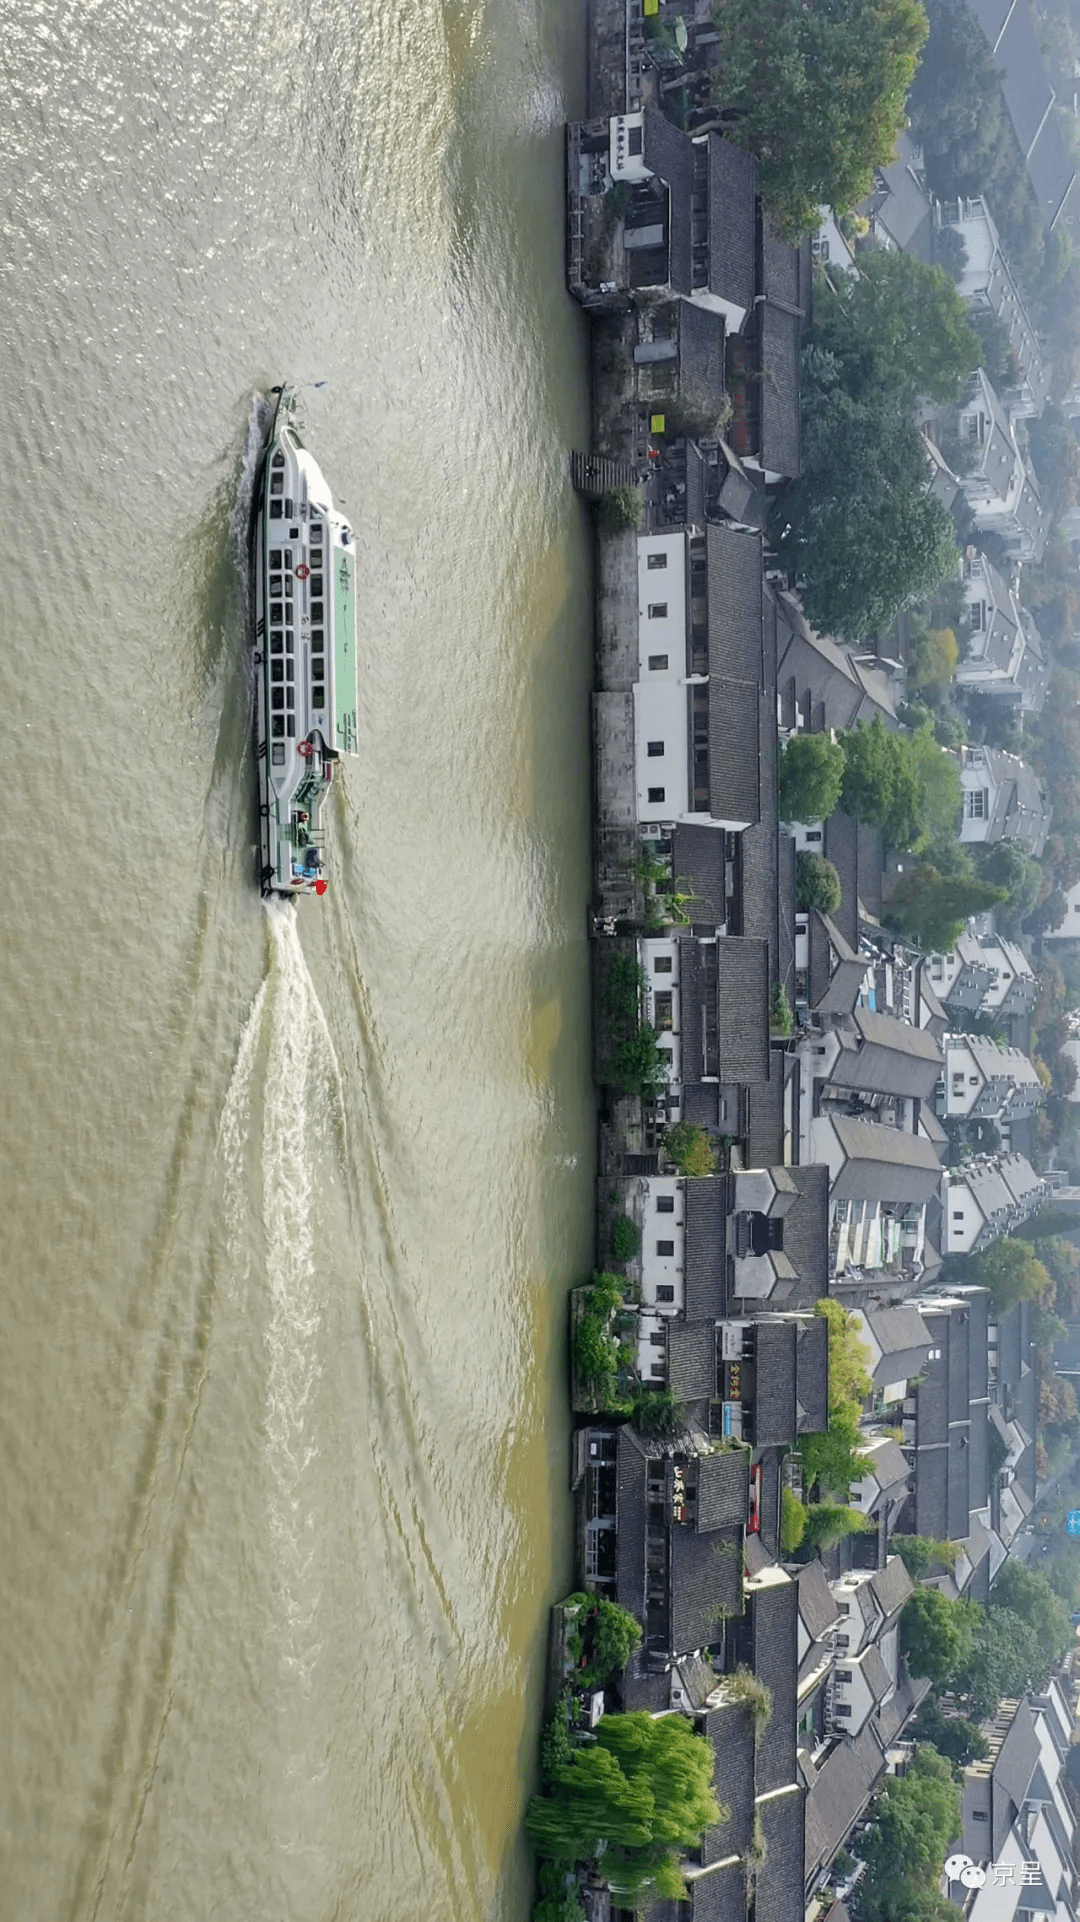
top-left (218, 900), bottom-right (346, 1683)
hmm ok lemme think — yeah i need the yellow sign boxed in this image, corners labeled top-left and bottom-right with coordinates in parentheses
top-left (650, 413), bottom-right (666, 433)
top-left (644, 0), bottom-right (659, 14)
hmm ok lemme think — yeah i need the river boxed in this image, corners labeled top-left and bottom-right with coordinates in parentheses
top-left (0, 2), bottom-right (596, 1916)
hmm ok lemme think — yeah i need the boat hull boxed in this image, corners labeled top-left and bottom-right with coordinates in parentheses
top-left (252, 387), bottom-right (358, 897)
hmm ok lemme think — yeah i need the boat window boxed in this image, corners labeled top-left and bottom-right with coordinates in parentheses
top-left (289, 525), bottom-right (299, 539)
top-left (269, 550), bottom-right (282, 570)
top-left (271, 660), bottom-right (284, 683)
top-left (270, 603), bottom-right (283, 625)
top-left (286, 659), bottom-right (294, 681)
top-left (310, 525), bottom-right (322, 546)
top-left (269, 501), bottom-right (283, 520)
top-left (272, 742), bottom-right (285, 764)
top-left (286, 688), bottom-right (294, 708)
top-left (270, 632), bottom-right (283, 654)
top-left (284, 576), bottom-right (293, 599)
top-left (312, 686), bottom-right (325, 708)
top-left (272, 716), bottom-right (285, 738)
top-left (311, 600), bottom-right (323, 622)
top-left (311, 654), bottom-right (324, 677)
top-left (282, 499), bottom-right (294, 517)
top-left (311, 628), bottom-right (323, 648)
top-left (286, 632), bottom-right (294, 652)
top-left (311, 574), bottom-right (323, 596)
top-left (270, 474), bottom-right (283, 495)
top-left (286, 715), bottom-right (295, 737)
top-left (283, 549), bottom-right (292, 569)
top-left (272, 688), bottom-right (284, 710)
top-left (272, 451), bottom-right (285, 469)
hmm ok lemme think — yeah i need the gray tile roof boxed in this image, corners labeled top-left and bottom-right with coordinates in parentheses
top-left (804, 1724), bottom-right (883, 1882)
top-left (828, 1115), bottom-right (944, 1205)
top-left (754, 1320), bottom-right (798, 1448)
top-left (672, 1523), bottom-right (743, 1652)
top-left (796, 1316), bottom-right (830, 1432)
top-left (863, 1305), bottom-right (932, 1389)
top-left (680, 300), bottom-right (727, 424)
top-left (708, 136), bottom-right (757, 313)
top-left (751, 1577), bottom-right (799, 1793)
top-left (755, 1786), bottom-right (806, 1922)
top-left (615, 1424), bottom-right (649, 1617)
top-left (669, 1320), bottom-right (717, 1406)
top-left (707, 525), bottom-right (764, 683)
top-left (702, 1699), bottom-right (756, 1863)
top-left (697, 1448), bottom-right (751, 1532)
top-left (717, 937), bottom-right (771, 1084)
top-left (759, 301), bottom-right (801, 481)
top-left (868, 1555), bottom-right (913, 1622)
top-left (860, 1643), bottom-right (893, 1706)
top-left (797, 1559), bottom-right (840, 1642)
top-left (671, 823), bottom-right (730, 927)
top-left (643, 109), bottom-right (694, 292)
top-left (828, 1007), bottom-right (942, 1101)
top-left (683, 1858), bottom-right (749, 1922)
top-left (807, 911), bottom-right (867, 1017)
top-left (778, 1165), bottom-right (830, 1305)
top-left (912, 1443), bottom-right (950, 1540)
top-left (685, 1176), bottom-right (730, 1321)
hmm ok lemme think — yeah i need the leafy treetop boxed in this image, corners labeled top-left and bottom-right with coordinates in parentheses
top-left (811, 250), bottom-right (980, 409)
top-left (709, 0), bottom-right (928, 238)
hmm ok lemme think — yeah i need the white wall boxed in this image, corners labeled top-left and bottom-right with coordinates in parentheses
top-left (636, 533), bottom-right (687, 677)
top-left (1044, 878), bottom-right (1080, 939)
top-left (609, 112), bottom-right (649, 182)
top-left (638, 1172), bottom-right (685, 1329)
top-left (633, 681), bottom-right (691, 824)
top-left (943, 1176), bottom-right (984, 1254)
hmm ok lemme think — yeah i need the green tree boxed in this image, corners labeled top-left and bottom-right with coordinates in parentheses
top-left (958, 1237), bottom-right (1052, 1314)
top-left (780, 1486), bottom-right (807, 1553)
top-left (910, 627), bottom-right (960, 691)
top-left (859, 1746), bottom-right (961, 1922)
top-left (953, 1606), bottom-right (1047, 1719)
top-left (596, 1713), bottom-right (723, 1847)
top-left (803, 1502), bottom-right (873, 1550)
top-left (800, 1403), bottom-right (872, 1497)
top-left (909, 723), bottom-right (963, 839)
top-left (709, 0), bottom-right (928, 237)
top-left (599, 485), bottom-right (642, 532)
top-left (795, 850), bottom-right (842, 913)
top-left (900, 1587), bottom-right (975, 1684)
top-left (991, 1561), bottom-right (1072, 1672)
top-left (839, 716), bottom-right (926, 847)
top-left (818, 1299), bottom-right (872, 1408)
top-left (883, 863), bottom-right (1007, 951)
top-left (909, 1696), bottom-right (988, 1768)
top-left (970, 306), bottom-right (1021, 390)
top-left (811, 251), bottom-right (980, 408)
top-left (778, 731), bottom-right (846, 823)
top-left (892, 1535), bottom-right (959, 1580)
top-left (971, 839), bottom-right (1041, 924)
top-left (664, 1122), bottom-right (716, 1178)
top-left (773, 347), bottom-right (960, 640)
top-left (527, 1740), bottom-right (654, 1859)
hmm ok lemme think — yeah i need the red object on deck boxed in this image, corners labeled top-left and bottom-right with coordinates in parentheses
top-left (314, 879), bottom-right (328, 895)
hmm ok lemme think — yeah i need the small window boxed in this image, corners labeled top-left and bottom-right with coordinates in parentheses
top-left (269, 500), bottom-right (283, 519)
top-left (270, 633), bottom-right (283, 654)
top-left (835, 1704), bottom-right (852, 1718)
top-left (272, 451), bottom-right (285, 469)
top-left (838, 1602), bottom-right (849, 1615)
top-left (647, 741), bottom-right (665, 758)
top-left (289, 527), bottom-right (299, 540)
top-left (657, 1195), bottom-right (675, 1214)
top-left (282, 550), bottom-right (293, 570)
top-left (654, 956), bottom-right (673, 974)
top-left (271, 688), bottom-right (284, 711)
top-left (311, 602), bottom-right (324, 623)
top-left (270, 473), bottom-right (284, 495)
top-left (805, 829), bottom-right (822, 843)
top-left (269, 553), bottom-right (282, 572)
top-left (648, 654), bottom-right (669, 671)
top-left (628, 125), bottom-right (643, 156)
top-left (650, 1332), bottom-right (666, 1348)
top-left (648, 603), bottom-right (668, 619)
top-left (311, 574), bottom-right (323, 596)
top-left (648, 787), bottom-right (665, 804)
top-left (836, 1635), bottom-right (849, 1649)
top-left (285, 576), bottom-right (294, 599)
top-left (973, 1809), bottom-right (988, 1823)
top-left (311, 656), bottom-right (324, 678)
top-left (272, 716), bottom-right (285, 737)
top-left (647, 551), bottom-right (667, 570)
top-left (656, 1239), bottom-right (675, 1257)
top-left (286, 715), bottom-right (295, 737)
top-left (656, 1285), bottom-right (675, 1303)
top-left (650, 1363), bottom-right (666, 1378)
top-left (836, 1671), bottom-right (852, 1683)
top-left (271, 661), bottom-right (284, 683)
top-left (270, 603), bottom-right (283, 626)
top-left (312, 687), bottom-right (325, 707)
top-left (285, 660), bottom-right (294, 682)
top-left (952, 1210), bottom-right (964, 1222)
top-left (272, 742), bottom-right (286, 764)
top-left (282, 499), bottom-right (294, 518)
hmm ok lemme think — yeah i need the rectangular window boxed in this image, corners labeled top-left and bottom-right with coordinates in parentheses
top-left (836, 1671), bottom-right (852, 1683)
top-left (282, 498), bottom-right (294, 518)
top-left (650, 1332), bottom-right (666, 1348)
top-left (647, 655), bottom-right (669, 672)
top-left (271, 661), bottom-right (284, 683)
top-left (286, 715), bottom-right (295, 737)
top-left (953, 1210), bottom-right (964, 1221)
top-left (272, 716), bottom-right (285, 737)
top-left (311, 656), bottom-right (324, 678)
top-left (270, 603), bottom-right (283, 626)
top-left (270, 633), bottom-right (283, 654)
top-left (311, 629), bottom-right (324, 648)
top-left (648, 787), bottom-right (665, 804)
top-left (647, 551), bottom-right (667, 570)
top-left (966, 789), bottom-right (988, 819)
top-left (272, 742), bottom-right (286, 764)
top-left (648, 603), bottom-right (668, 619)
top-left (973, 1810), bottom-right (988, 1823)
top-left (835, 1704), bottom-right (852, 1718)
top-left (836, 1635), bottom-right (849, 1649)
top-left (656, 1285), bottom-right (675, 1303)
top-left (654, 992), bottom-right (673, 1028)
top-left (270, 473), bottom-right (284, 495)
top-left (647, 741), bottom-right (665, 758)
top-left (311, 601), bottom-right (324, 622)
top-left (657, 1195), bottom-right (675, 1214)
top-left (285, 576), bottom-right (293, 600)
top-left (311, 574), bottom-right (323, 596)
top-left (654, 956), bottom-right (673, 974)
top-left (271, 688), bottom-right (284, 711)
top-left (312, 687), bottom-right (325, 708)
top-left (269, 500), bottom-right (283, 519)
top-left (650, 1363), bottom-right (666, 1378)
top-left (656, 1239), bottom-right (675, 1257)
top-left (628, 125), bottom-right (643, 156)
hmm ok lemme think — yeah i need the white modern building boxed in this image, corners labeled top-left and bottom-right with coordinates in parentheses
top-left (958, 552), bottom-right (1049, 712)
top-left (937, 1034), bottom-right (1043, 1123)
top-left (960, 745), bottom-right (1052, 857)
top-left (942, 1153), bottom-right (1046, 1256)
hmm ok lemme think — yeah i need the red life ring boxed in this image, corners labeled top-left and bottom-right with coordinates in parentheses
top-left (298, 741), bottom-right (314, 760)
top-left (295, 563), bottom-right (311, 580)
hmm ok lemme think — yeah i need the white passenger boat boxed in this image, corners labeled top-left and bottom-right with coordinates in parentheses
top-left (253, 385), bottom-right (358, 896)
